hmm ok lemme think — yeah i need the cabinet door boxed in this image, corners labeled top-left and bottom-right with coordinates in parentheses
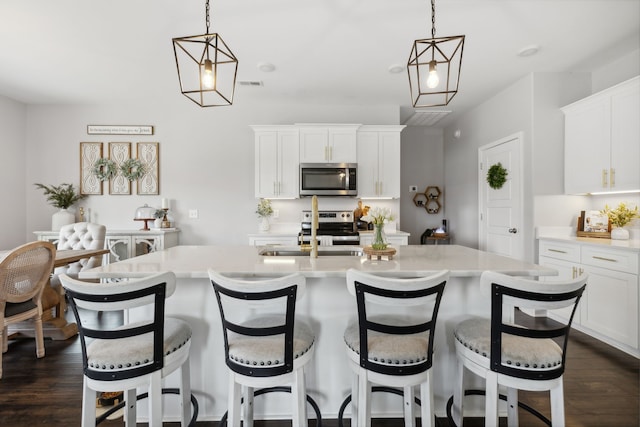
top-left (299, 128), bottom-right (329, 162)
top-left (277, 130), bottom-right (300, 198)
top-left (356, 131), bottom-right (379, 197)
top-left (255, 131), bottom-right (279, 198)
top-left (328, 128), bottom-right (357, 163)
top-left (377, 132), bottom-right (401, 198)
top-left (610, 80), bottom-right (640, 191)
top-left (564, 96), bottom-right (610, 194)
top-left (538, 256), bottom-right (582, 324)
top-left (581, 264), bottom-right (638, 349)
top-left (105, 235), bottom-right (131, 263)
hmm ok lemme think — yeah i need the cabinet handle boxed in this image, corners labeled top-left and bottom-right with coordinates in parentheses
top-left (379, 181), bottom-right (383, 195)
top-left (572, 266), bottom-right (577, 278)
top-left (592, 255), bottom-right (617, 263)
top-left (548, 249), bottom-right (567, 254)
top-left (602, 169), bottom-right (608, 187)
top-left (329, 146), bottom-right (333, 160)
top-left (579, 268), bottom-right (584, 275)
top-left (610, 168), bottom-right (615, 187)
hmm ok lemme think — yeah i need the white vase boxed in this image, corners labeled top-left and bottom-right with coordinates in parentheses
top-left (259, 216), bottom-right (270, 232)
top-left (611, 227), bottom-right (629, 240)
top-left (52, 208), bottom-right (75, 231)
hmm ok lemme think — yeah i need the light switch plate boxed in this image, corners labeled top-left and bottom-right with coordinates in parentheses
top-left (188, 209), bottom-right (199, 219)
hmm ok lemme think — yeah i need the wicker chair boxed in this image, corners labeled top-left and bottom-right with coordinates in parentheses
top-left (0, 241), bottom-right (56, 378)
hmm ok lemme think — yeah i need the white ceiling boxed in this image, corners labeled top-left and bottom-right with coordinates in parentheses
top-left (0, 0), bottom-right (638, 127)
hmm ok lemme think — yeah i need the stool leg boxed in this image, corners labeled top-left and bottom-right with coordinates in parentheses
top-left (81, 380), bottom-right (96, 427)
top-left (403, 385), bottom-right (416, 427)
top-left (227, 375), bottom-right (241, 427)
top-left (550, 380), bottom-right (566, 427)
top-left (148, 371), bottom-right (163, 427)
top-left (453, 358), bottom-right (465, 427)
top-left (124, 388), bottom-right (137, 426)
top-left (358, 368), bottom-right (372, 427)
top-left (506, 387), bottom-right (518, 427)
top-left (243, 386), bottom-right (254, 427)
top-left (484, 371), bottom-right (499, 427)
top-left (291, 368), bottom-right (308, 425)
top-left (420, 370), bottom-right (434, 427)
top-left (180, 358), bottom-right (191, 426)
top-left (351, 373), bottom-right (359, 427)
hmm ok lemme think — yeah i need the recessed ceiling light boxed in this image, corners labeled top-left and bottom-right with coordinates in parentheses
top-left (257, 62), bottom-right (275, 72)
top-left (388, 64), bottom-right (405, 74)
top-left (517, 45), bottom-right (540, 57)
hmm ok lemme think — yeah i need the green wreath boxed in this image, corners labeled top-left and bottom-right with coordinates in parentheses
top-left (120, 158), bottom-right (146, 181)
top-left (486, 162), bottom-right (508, 189)
top-left (92, 158), bottom-right (117, 181)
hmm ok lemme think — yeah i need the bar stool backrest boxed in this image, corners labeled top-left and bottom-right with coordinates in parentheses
top-left (60, 271), bottom-right (177, 382)
top-left (209, 271), bottom-right (307, 378)
top-left (481, 271), bottom-right (587, 381)
top-left (346, 269), bottom-right (448, 376)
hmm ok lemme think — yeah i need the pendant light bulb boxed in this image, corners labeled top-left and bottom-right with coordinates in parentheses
top-left (426, 60), bottom-right (439, 89)
top-left (202, 59), bottom-right (215, 89)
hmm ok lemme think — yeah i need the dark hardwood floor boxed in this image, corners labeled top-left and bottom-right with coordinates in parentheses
top-left (0, 308), bottom-right (637, 426)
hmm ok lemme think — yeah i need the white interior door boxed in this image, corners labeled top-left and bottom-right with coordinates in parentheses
top-left (478, 133), bottom-right (523, 260)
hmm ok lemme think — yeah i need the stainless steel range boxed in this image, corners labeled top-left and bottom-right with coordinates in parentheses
top-left (299, 210), bottom-right (360, 246)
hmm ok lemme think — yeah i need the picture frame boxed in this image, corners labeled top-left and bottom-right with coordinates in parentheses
top-left (79, 142), bottom-right (104, 195)
top-left (136, 142), bottom-right (159, 195)
top-left (87, 125), bottom-right (153, 135)
top-left (108, 142), bottom-right (132, 195)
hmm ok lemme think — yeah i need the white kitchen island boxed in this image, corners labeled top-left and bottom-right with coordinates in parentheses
top-left (80, 244), bottom-right (556, 423)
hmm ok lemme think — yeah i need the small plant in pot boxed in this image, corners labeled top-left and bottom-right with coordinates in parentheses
top-left (600, 202), bottom-right (639, 240)
top-left (34, 183), bottom-right (87, 230)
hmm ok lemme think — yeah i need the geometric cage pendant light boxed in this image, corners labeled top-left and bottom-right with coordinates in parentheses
top-left (407, 0), bottom-right (465, 107)
top-left (172, 0), bottom-right (238, 107)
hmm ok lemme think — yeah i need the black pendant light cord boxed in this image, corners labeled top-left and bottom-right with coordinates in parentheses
top-left (205, 0), bottom-right (211, 33)
top-left (431, 0), bottom-right (436, 38)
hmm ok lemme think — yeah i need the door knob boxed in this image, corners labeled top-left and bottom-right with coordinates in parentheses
top-left (508, 228), bottom-right (518, 234)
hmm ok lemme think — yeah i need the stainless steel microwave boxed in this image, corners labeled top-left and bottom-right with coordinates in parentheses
top-left (299, 163), bottom-right (357, 196)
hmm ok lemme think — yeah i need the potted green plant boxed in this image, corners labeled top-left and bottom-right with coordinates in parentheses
top-left (600, 202), bottom-right (639, 240)
top-left (34, 183), bottom-right (87, 230)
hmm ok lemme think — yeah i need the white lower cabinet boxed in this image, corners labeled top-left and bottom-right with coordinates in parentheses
top-left (538, 239), bottom-right (639, 356)
top-left (34, 229), bottom-right (180, 264)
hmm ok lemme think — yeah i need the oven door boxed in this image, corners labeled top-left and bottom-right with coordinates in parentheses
top-left (300, 163), bottom-right (357, 196)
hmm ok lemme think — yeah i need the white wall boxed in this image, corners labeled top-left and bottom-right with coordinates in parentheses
top-left (22, 100), bottom-right (403, 246)
top-left (0, 95), bottom-right (27, 249)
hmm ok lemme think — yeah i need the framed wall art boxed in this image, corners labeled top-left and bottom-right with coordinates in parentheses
top-left (79, 142), bottom-right (104, 195)
top-left (136, 142), bottom-right (159, 195)
top-left (109, 142), bottom-right (132, 195)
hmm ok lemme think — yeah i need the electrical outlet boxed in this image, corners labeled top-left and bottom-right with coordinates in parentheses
top-left (188, 209), bottom-right (199, 219)
top-left (273, 209), bottom-right (280, 218)
top-left (409, 185), bottom-right (418, 192)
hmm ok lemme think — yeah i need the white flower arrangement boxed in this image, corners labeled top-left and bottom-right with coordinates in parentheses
top-left (361, 206), bottom-right (395, 226)
top-left (92, 158), bottom-right (117, 181)
top-left (120, 158), bottom-right (146, 181)
top-left (256, 199), bottom-right (273, 218)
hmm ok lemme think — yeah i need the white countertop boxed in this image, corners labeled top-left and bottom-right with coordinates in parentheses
top-left (80, 244), bottom-right (554, 280)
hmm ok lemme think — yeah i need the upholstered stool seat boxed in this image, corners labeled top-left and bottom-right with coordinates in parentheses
top-left (86, 319), bottom-right (192, 372)
top-left (344, 315), bottom-right (430, 367)
top-left (455, 319), bottom-right (563, 371)
top-left (341, 269), bottom-right (449, 427)
top-left (227, 315), bottom-right (314, 368)
top-left (451, 271), bottom-right (587, 427)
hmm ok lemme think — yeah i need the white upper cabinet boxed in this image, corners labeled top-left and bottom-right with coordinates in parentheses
top-left (298, 124), bottom-right (359, 163)
top-left (563, 76), bottom-right (640, 194)
top-left (253, 126), bottom-right (300, 199)
top-left (356, 125), bottom-right (404, 198)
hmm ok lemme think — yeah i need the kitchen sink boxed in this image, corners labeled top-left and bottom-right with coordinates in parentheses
top-left (259, 247), bottom-right (363, 257)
